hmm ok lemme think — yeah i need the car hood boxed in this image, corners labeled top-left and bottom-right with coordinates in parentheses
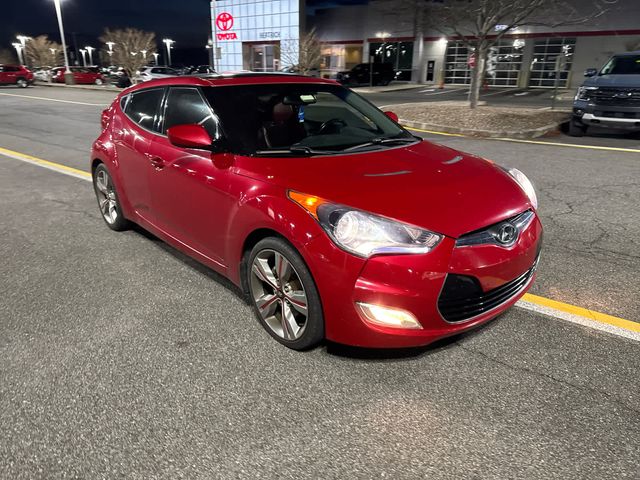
top-left (234, 141), bottom-right (532, 238)
top-left (583, 74), bottom-right (640, 88)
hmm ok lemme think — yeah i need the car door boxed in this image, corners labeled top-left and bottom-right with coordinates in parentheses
top-left (1, 66), bottom-right (18, 84)
top-left (146, 86), bottom-right (233, 267)
top-left (112, 87), bottom-right (165, 220)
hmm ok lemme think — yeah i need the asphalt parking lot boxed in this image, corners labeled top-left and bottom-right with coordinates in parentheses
top-left (1, 85), bottom-right (639, 479)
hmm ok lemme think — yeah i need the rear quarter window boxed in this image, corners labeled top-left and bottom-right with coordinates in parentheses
top-left (124, 88), bottom-right (165, 132)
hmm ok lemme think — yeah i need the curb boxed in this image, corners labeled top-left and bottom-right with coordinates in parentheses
top-left (399, 117), bottom-right (568, 139)
top-left (34, 81), bottom-right (121, 93)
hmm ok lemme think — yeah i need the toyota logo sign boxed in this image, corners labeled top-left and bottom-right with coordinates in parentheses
top-left (494, 222), bottom-right (518, 246)
top-left (216, 12), bottom-right (234, 31)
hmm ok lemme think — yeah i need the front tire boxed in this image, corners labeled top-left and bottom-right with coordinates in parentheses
top-left (16, 78), bottom-right (28, 88)
top-left (568, 118), bottom-right (587, 137)
top-left (95, 78), bottom-right (103, 85)
top-left (247, 237), bottom-right (324, 350)
top-left (92, 163), bottom-right (130, 231)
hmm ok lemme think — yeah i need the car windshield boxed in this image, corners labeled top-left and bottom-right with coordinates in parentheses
top-left (600, 55), bottom-right (640, 75)
top-left (201, 83), bottom-right (414, 156)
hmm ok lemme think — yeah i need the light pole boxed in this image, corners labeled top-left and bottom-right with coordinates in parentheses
top-left (52, 0), bottom-right (73, 84)
top-left (79, 48), bottom-right (87, 67)
top-left (152, 52), bottom-right (159, 65)
top-left (12, 43), bottom-right (24, 65)
top-left (140, 49), bottom-right (147, 61)
top-left (163, 38), bottom-right (174, 67)
top-left (84, 46), bottom-right (95, 65)
top-left (49, 47), bottom-right (57, 65)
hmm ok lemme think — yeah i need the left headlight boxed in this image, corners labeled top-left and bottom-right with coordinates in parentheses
top-left (507, 168), bottom-right (538, 210)
top-left (288, 191), bottom-right (442, 258)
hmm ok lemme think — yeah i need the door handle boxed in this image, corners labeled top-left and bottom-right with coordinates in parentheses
top-left (145, 154), bottom-right (165, 170)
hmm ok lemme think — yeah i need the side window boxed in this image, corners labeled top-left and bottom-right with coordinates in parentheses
top-left (124, 88), bottom-right (164, 132)
top-left (163, 87), bottom-right (218, 138)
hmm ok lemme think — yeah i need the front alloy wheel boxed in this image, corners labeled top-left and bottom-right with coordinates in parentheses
top-left (248, 238), bottom-right (324, 350)
top-left (93, 163), bottom-right (129, 231)
top-left (16, 78), bottom-right (28, 88)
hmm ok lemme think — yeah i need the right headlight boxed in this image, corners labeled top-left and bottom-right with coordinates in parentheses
top-left (575, 86), bottom-right (597, 101)
top-left (288, 191), bottom-right (442, 258)
top-left (507, 168), bottom-right (538, 210)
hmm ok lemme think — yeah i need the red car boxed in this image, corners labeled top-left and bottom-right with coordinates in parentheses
top-left (52, 66), bottom-right (104, 85)
top-left (91, 75), bottom-right (542, 350)
top-left (0, 65), bottom-right (33, 88)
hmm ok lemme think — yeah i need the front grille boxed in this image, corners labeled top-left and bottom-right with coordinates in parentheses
top-left (593, 110), bottom-right (640, 119)
top-left (591, 88), bottom-right (640, 106)
top-left (438, 259), bottom-right (538, 323)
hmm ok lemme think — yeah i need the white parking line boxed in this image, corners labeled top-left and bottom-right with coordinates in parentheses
top-left (517, 298), bottom-right (640, 342)
top-left (0, 92), bottom-right (107, 107)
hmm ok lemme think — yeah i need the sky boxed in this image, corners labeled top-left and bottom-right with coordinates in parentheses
top-left (1, 0), bottom-right (369, 57)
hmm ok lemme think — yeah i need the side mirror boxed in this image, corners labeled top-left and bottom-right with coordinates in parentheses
top-left (384, 111), bottom-right (399, 123)
top-left (584, 68), bottom-right (598, 77)
top-left (167, 124), bottom-right (213, 150)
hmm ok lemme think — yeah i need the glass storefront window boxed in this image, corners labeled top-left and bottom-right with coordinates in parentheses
top-left (445, 40), bottom-right (524, 86)
top-left (529, 37), bottom-right (576, 88)
top-left (320, 44), bottom-right (362, 78)
top-left (369, 41), bottom-right (413, 81)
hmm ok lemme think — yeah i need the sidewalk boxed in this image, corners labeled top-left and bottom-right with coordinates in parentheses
top-left (351, 83), bottom-right (422, 94)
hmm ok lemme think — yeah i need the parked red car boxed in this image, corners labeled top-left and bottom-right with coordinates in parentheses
top-left (52, 66), bottom-right (104, 85)
top-left (91, 75), bottom-right (542, 350)
top-left (0, 65), bottom-right (33, 87)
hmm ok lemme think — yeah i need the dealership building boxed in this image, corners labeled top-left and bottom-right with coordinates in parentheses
top-left (210, 0), bottom-right (640, 89)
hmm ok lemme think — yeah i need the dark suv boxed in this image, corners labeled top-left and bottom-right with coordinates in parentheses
top-left (571, 51), bottom-right (640, 136)
top-left (0, 65), bottom-right (34, 88)
top-left (336, 63), bottom-right (396, 86)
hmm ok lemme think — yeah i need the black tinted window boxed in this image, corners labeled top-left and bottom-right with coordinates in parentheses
top-left (125, 88), bottom-right (164, 131)
top-left (163, 87), bottom-right (218, 138)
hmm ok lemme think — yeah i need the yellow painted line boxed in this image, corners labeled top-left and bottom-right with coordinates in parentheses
top-left (0, 146), bottom-right (91, 181)
top-left (521, 293), bottom-right (640, 333)
top-left (404, 125), bottom-right (640, 154)
top-left (0, 91), bottom-right (107, 107)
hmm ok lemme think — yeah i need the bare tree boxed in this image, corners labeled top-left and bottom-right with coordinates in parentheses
top-left (281, 27), bottom-right (323, 75)
top-left (0, 48), bottom-right (17, 64)
top-left (24, 35), bottom-right (64, 68)
top-left (99, 28), bottom-right (157, 78)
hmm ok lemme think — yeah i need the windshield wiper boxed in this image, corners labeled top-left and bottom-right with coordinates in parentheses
top-left (341, 137), bottom-right (419, 152)
top-left (255, 145), bottom-right (340, 156)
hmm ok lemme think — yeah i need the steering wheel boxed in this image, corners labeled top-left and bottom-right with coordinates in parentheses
top-left (318, 118), bottom-right (347, 135)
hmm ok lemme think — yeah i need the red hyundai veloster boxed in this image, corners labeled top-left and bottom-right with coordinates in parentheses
top-left (91, 74), bottom-right (542, 350)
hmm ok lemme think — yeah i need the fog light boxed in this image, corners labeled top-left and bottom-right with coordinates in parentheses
top-left (356, 302), bottom-right (423, 330)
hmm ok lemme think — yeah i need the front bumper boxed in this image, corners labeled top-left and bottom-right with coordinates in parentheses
top-left (303, 213), bottom-right (542, 348)
top-left (573, 100), bottom-right (640, 131)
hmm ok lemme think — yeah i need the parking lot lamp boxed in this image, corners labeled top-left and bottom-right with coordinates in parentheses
top-left (85, 46), bottom-right (95, 65)
top-left (79, 48), bottom-right (87, 67)
top-left (163, 38), bottom-right (174, 66)
top-left (52, 0), bottom-right (74, 84)
top-left (12, 43), bottom-right (24, 65)
top-left (152, 52), bottom-right (159, 65)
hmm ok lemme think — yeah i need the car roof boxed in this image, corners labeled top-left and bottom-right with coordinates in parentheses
top-left (122, 73), bottom-right (339, 95)
top-left (612, 51), bottom-right (640, 57)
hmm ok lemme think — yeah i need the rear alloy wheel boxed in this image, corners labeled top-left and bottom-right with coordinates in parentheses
top-left (92, 164), bottom-right (129, 231)
top-left (16, 78), bottom-right (28, 88)
top-left (248, 238), bottom-right (324, 350)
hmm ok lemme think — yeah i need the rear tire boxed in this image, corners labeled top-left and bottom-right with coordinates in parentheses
top-left (568, 119), bottom-right (587, 137)
top-left (92, 163), bottom-right (130, 231)
top-left (16, 78), bottom-right (28, 88)
top-left (247, 237), bottom-right (324, 350)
